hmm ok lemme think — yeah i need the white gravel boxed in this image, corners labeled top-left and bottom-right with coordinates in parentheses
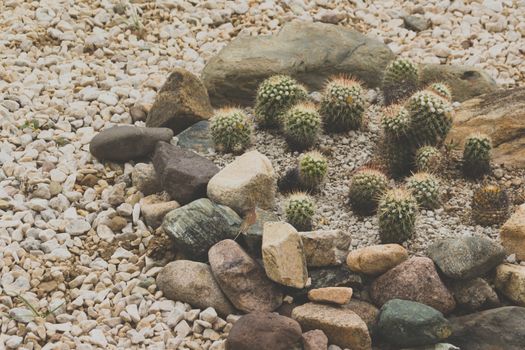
top-left (0, 0), bottom-right (524, 349)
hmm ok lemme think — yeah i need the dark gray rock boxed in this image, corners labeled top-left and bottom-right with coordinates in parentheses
top-left (176, 120), bottom-right (213, 153)
top-left (226, 312), bottom-right (303, 350)
top-left (156, 260), bottom-right (235, 316)
top-left (427, 235), bottom-right (506, 280)
top-left (162, 198), bottom-right (241, 259)
top-left (146, 68), bottom-right (213, 134)
top-left (378, 299), bottom-right (452, 348)
top-left (152, 141), bottom-right (219, 205)
top-left (89, 125), bottom-right (173, 162)
top-left (403, 15), bottom-right (430, 32)
top-left (449, 307), bottom-right (525, 350)
top-left (241, 208), bottom-right (279, 255)
top-left (208, 239), bottom-right (283, 313)
top-left (202, 21), bottom-right (394, 106)
top-left (449, 278), bottom-right (500, 312)
top-left (309, 265), bottom-right (364, 291)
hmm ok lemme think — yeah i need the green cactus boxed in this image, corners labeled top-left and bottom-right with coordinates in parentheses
top-left (415, 146), bottom-right (442, 173)
top-left (428, 82), bottom-right (452, 101)
top-left (210, 108), bottom-right (253, 153)
top-left (406, 90), bottom-right (453, 147)
top-left (319, 77), bottom-right (366, 132)
top-left (382, 58), bottom-right (419, 105)
top-left (378, 188), bottom-right (418, 244)
top-left (298, 151), bottom-right (328, 191)
top-left (349, 168), bottom-right (389, 215)
top-left (381, 104), bottom-right (411, 138)
top-left (284, 192), bottom-right (315, 231)
top-left (254, 75), bottom-right (308, 128)
top-left (379, 105), bottom-right (413, 178)
top-left (462, 133), bottom-right (492, 178)
top-left (282, 103), bottom-right (322, 150)
top-left (406, 172), bottom-right (441, 209)
top-left (471, 184), bottom-right (510, 226)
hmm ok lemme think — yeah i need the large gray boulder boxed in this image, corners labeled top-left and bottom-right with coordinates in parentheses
top-left (202, 21), bottom-right (394, 106)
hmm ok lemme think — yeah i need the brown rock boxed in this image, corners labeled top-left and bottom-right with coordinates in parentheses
top-left (307, 287), bottom-right (353, 305)
top-left (342, 300), bottom-right (379, 335)
top-left (146, 68), bottom-right (213, 134)
top-left (300, 230), bottom-right (352, 267)
top-left (450, 278), bottom-right (500, 312)
top-left (446, 87), bottom-right (525, 168)
top-left (208, 239), bottom-right (283, 313)
top-left (346, 244), bottom-right (408, 275)
top-left (132, 163), bottom-right (161, 195)
top-left (495, 263), bottom-right (525, 306)
top-left (226, 312), bottom-right (303, 350)
top-left (501, 204), bottom-right (525, 261)
top-left (302, 329), bottom-right (328, 350)
top-left (141, 200), bottom-right (180, 228)
top-left (292, 303), bottom-right (372, 350)
top-left (370, 257), bottom-right (456, 314)
top-left (106, 216), bottom-right (127, 232)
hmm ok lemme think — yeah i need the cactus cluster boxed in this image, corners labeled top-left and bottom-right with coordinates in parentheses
top-left (349, 168), bottom-right (389, 215)
top-left (380, 105), bottom-right (413, 177)
top-left (254, 74), bottom-right (308, 128)
top-left (298, 151), bottom-right (328, 191)
top-left (320, 77), bottom-right (366, 132)
top-left (462, 133), bottom-right (492, 178)
top-left (283, 103), bottom-right (322, 150)
top-left (284, 192), bottom-right (315, 231)
top-left (415, 146), bottom-right (442, 173)
top-left (471, 184), bottom-right (510, 226)
top-left (382, 58), bottom-right (419, 105)
top-left (406, 172), bottom-right (441, 209)
top-left (429, 82), bottom-right (452, 101)
top-left (210, 108), bottom-right (253, 153)
top-left (378, 188), bottom-right (418, 244)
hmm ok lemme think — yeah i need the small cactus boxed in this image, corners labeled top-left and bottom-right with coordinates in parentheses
top-left (254, 75), bottom-right (308, 128)
top-left (298, 151), bottom-right (328, 191)
top-left (462, 133), bottom-right (492, 178)
top-left (415, 146), bottom-right (442, 173)
top-left (282, 103), bottom-right (322, 150)
top-left (406, 172), bottom-right (441, 209)
top-left (210, 108), bottom-right (253, 153)
top-left (471, 184), bottom-right (510, 226)
top-left (319, 77), bottom-right (366, 132)
top-left (284, 192), bottom-right (315, 231)
top-left (378, 188), bottom-right (418, 244)
top-left (349, 168), bottom-right (389, 215)
top-left (382, 58), bottom-right (419, 105)
top-left (381, 105), bottom-right (411, 138)
top-left (380, 105), bottom-right (413, 178)
top-left (406, 90), bottom-right (453, 147)
top-left (428, 82), bottom-right (452, 101)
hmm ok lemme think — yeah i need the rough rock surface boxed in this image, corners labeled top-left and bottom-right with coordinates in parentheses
top-left (153, 141), bottom-right (219, 205)
top-left (446, 87), bottom-right (525, 168)
top-left (346, 244), bottom-right (408, 275)
top-left (378, 299), bottom-right (452, 348)
top-left (427, 235), bottom-right (506, 280)
top-left (449, 278), bottom-right (500, 312)
top-left (302, 330), bottom-right (328, 350)
top-left (207, 150), bottom-right (276, 215)
top-left (208, 239), bottom-right (283, 313)
top-left (202, 21), bottom-right (394, 106)
top-left (449, 307), bottom-right (525, 350)
top-left (146, 68), bottom-right (213, 134)
top-left (156, 260), bottom-right (235, 316)
top-left (292, 303), bottom-right (372, 350)
top-left (226, 312), bottom-right (303, 350)
top-left (494, 263), bottom-right (525, 306)
top-left (241, 208), bottom-right (279, 255)
top-left (342, 300), bottom-right (379, 335)
top-left (89, 126), bottom-right (173, 162)
top-left (307, 287), bottom-right (353, 305)
top-left (370, 257), bottom-right (456, 314)
top-left (500, 204), bottom-right (525, 260)
top-left (131, 163), bottom-right (161, 195)
top-left (176, 120), bottom-right (213, 154)
top-left (162, 198), bottom-right (241, 259)
top-left (300, 230), bottom-right (352, 267)
top-left (140, 196), bottom-right (180, 228)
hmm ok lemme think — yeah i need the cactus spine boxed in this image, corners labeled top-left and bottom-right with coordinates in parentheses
top-left (406, 172), bottom-right (441, 209)
top-left (382, 58), bottom-right (419, 105)
top-left (298, 151), bottom-right (328, 191)
top-left (349, 168), bottom-right (389, 215)
top-left (320, 77), bottom-right (366, 132)
top-left (210, 108), bottom-right (253, 153)
top-left (284, 192), bottom-right (315, 231)
top-left (471, 184), bottom-right (510, 226)
top-left (428, 82), bottom-right (452, 101)
top-left (415, 146), bottom-right (442, 173)
top-left (462, 133), bottom-right (492, 178)
top-left (282, 103), bottom-right (322, 151)
top-left (378, 188), bottom-right (418, 244)
top-left (380, 105), bottom-right (413, 178)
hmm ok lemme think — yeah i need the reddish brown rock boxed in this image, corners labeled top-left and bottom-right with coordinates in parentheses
top-left (370, 257), bottom-right (456, 314)
top-left (208, 240), bottom-right (283, 313)
top-left (342, 300), bottom-right (379, 335)
top-left (302, 329), bottom-right (328, 350)
top-left (307, 287), bottom-right (353, 305)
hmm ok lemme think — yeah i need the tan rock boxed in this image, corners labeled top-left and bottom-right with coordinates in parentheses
top-left (141, 200), bottom-right (180, 228)
top-left (500, 204), bottom-right (525, 261)
top-left (346, 244), bottom-right (408, 275)
top-left (446, 87), bottom-right (525, 169)
top-left (495, 263), bottom-right (525, 306)
top-left (292, 303), bottom-right (372, 350)
top-left (300, 230), bottom-right (351, 267)
top-left (207, 150), bottom-right (276, 215)
top-left (307, 287), bottom-right (353, 305)
top-left (262, 222), bottom-right (308, 289)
